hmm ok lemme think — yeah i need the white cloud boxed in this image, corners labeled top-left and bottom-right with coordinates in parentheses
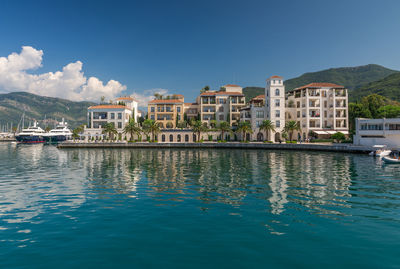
top-left (132, 88), bottom-right (170, 107)
top-left (0, 46), bottom-right (126, 101)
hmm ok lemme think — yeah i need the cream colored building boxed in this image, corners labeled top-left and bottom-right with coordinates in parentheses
top-left (286, 83), bottom-right (349, 140)
top-left (147, 95), bottom-right (185, 129)
top-left (196, 84), bottom-right (246, 127)
top-left (240, 95), bottom-right (266, 141)
top-left (266, 76), bottom-right (286, 141)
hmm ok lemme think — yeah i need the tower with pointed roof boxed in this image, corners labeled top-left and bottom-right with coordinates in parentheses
top-left (265, 76), bottom-right (285, 141)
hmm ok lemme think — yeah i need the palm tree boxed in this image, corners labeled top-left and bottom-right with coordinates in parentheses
top-left (72, 125), bottom-right (84, 141)
top-left (124, 119), bottom-right (141, 141)
top-left (218, 121), bottom-right (231, 141)
top-left (190, 120), bottom-right (207, 142)
top-left (236, 121), bottom-right (253, 141)
top-left (259, 120), bottom-right (275, 141)
top-left (142, 119), bottom-right (160, 142)
top-left (210, 120), bottom-right (218, 129)
top-left (284, 120), bottom-right (301, 141)
top-left (102, 123), bottom-right (117, 140)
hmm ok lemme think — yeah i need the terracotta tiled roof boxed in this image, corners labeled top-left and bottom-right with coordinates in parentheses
top-left (89, 105), bottom-right (129, 110)
top-left (270, 75), bottom-right (283, 79)
top-left (200, 91), bottom-right (244, 96)
top-left (295, 83), bottom-right (345, 90)
top-left (224, 84), bottom-right (241, 87)
top-left (116, 96), bottom-right (136, 101)
top-left (149, 99), bottom-right (184, 104)
top-left (253, 94), bottom-right (265, 99)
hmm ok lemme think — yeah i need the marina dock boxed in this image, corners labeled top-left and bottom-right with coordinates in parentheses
top-left (57, 142), bottom-right (374, 154)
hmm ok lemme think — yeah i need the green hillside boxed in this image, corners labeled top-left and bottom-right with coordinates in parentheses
top-left (243, 64), bottom-right (399, 102)
top-left (284, 64), bottom-right (398, 92)
top-left (350, 73), bottom-right (400, 102)
top-left (242, 86), bottom-right (264, 102)
top-left (0, 92), bottom-right (95, 130)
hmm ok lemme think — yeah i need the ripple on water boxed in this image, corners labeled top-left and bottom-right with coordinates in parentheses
top-left (0, 145), bottom-right (399, 268)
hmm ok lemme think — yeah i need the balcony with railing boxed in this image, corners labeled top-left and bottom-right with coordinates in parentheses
top-left (203, 107), bottom-right (216, 113)
top-left (335, 89), bottom-right (346, 97)
top-left (309, 110), bottom-right (320, 118)
top-left (309, 101), bottom-right (320, 107)
top-left (335, 119), bottom-right (347, 128)
top-left (308, 90), bottom-right (320, 97)
top-left (335, 101), bottom-right (346, 108)
top-left (309, 120), bottom-right (321, 128)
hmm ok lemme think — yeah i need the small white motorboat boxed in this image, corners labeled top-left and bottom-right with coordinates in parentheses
top-left (369, 145), bottom-right (391, 157)
top-left (382, 156), bottom-right (400, 164)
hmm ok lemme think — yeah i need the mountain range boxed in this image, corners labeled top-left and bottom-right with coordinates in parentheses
top-left (0, 92), bottom-right (95, 130)
top-left (1, 64), bottom-right (400, 130)
top-left (243, 64), bottom-right (399, 102)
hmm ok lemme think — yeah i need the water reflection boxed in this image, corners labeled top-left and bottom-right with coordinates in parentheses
top-left (0, 144), bottom-right (86, 224)
top-left (1, 143), bottom-right (400, 228)
top-left (73, 148), bottom-right (356, 215)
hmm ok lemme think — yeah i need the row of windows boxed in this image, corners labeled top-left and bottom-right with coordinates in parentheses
top-left (150, 106), bottom-right (182, 113)
top-left (110, 113), bottom-right (123, 120)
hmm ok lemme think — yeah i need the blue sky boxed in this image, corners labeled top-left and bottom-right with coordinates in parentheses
top-left (0, 0), bottom-right (399, 103)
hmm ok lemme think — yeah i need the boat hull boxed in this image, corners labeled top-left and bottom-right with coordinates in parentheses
top-left (382, 156), bottom-right (400, 164)
top-left (15, 135), bottom-right (45, 143)
top-left (43, 135), bottom-right (69, 143)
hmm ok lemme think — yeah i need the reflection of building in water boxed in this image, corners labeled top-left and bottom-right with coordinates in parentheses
top-left (267, 152), bottom-right (288, 215)
top-left (74, 149), bottom-right (142, 195)
top-left (0, 144), bottom-right (86, 224)
top-left (283, 152), bottom-right (352, 215)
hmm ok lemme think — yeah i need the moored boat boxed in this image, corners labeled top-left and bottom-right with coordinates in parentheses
top-left (43, 119), bottom-right (73, 143)
top-left (369, 145), bottom-right (391, 157)
top-left (15, 122), bottom-right (46, 143)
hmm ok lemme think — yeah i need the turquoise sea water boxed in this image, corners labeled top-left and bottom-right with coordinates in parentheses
top-left (0, 143), bottom-right (400, 268)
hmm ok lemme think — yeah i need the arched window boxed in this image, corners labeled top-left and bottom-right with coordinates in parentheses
top-left (162, 134), bottom-right (165, 142)
top-left (193, 134), bottom-right (197, 142)
top-left (275, 88), bottom-right (280, 96)
top-left (169, 134), bottom-right (173, 142)
top-left (185, 134), bottom-right (189, 142)
top-left (177, 134), bottom-right (181, 142)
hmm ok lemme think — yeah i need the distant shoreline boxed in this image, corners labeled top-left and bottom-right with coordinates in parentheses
top-left (57, 141), bottom-right (373, 154)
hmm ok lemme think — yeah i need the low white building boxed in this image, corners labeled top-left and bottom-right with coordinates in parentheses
top-left (83, 96), bottom-right (138, 140)
top-left (353, 118), bottom-right (400, 149)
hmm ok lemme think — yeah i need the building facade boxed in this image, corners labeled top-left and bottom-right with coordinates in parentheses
top-left (285, 83), bottom-right (349, 140)
top-left (265, 76), bottom-right (286, 141)
top-left (147, 95), bottom-right (185, 129)
top-left (240, 95), bottom-right (266, 141)
top-left (353, 118), bottom-right (400, 148)
top-left (84, 96), bottom-right (139, 139)
top-left (196, 84), bottom-right (246, 127)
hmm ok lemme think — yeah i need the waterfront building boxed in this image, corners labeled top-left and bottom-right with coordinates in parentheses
top-left (266, 76), bottom-right (286, 141)
top-left (147, 95), bottom-right (185, 128)
top-left (196, 84), bottom-right (246, 127)
top-left (285, 83), bottom-right (349, 140)
top-left (239, 95), bottom-right (266, 141)
top-left (353, 118), bottom-right (400, 148)
top-left (184, 102), bottom-right (199, 122)
top-left (84, 96), bottom-right (138, 139)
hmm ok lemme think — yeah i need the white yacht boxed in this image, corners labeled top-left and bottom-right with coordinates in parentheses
top-left (15, 122), bottom-right (46, 143)
top-left (43, 119), bottom-right (73, 143)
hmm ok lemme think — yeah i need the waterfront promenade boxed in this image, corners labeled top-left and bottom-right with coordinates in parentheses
top-left (58, 141), bottom-right (373, 154)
